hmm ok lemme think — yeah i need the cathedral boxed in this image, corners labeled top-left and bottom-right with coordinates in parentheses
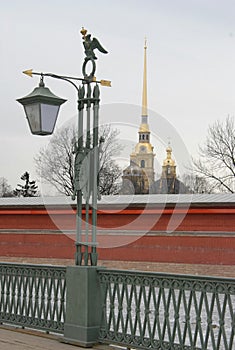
top-left (121, 41), bottom-right (188, 195)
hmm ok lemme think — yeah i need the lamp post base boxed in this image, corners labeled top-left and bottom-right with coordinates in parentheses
top-left (63, 266), bottom-right (104, 347)
top-left (63, 328), bottom-right (100, 348)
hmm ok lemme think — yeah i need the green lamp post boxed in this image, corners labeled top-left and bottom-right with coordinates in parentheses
top-left (17, 28), bottom-right (110, 266)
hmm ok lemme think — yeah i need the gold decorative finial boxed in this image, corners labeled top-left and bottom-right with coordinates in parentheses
top-left (80, 27), bottom-right (87, 39)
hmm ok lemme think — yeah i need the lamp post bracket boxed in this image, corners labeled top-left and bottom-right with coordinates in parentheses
top-left (22, 69), bottom-right (111, 87)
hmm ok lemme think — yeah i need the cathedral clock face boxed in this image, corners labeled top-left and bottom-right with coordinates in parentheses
top-left (140, 146), bottom-right (146, 153)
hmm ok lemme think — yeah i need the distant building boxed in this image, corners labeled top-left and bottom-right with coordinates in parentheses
top-left (120, 40), bottom-right (188, 195)
top-left (121, 40), bottom-right (155, 194)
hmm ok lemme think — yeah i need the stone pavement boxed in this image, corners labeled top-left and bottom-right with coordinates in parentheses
top-left (0, 257), bottom-right (235, 278)
top-left (0, 326), bottom-right (119, 350)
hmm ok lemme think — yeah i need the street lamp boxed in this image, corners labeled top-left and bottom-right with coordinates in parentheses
top-left (17, 28), bottom-right (110, 266)
top-left (17, 76), bottom-right (66, 135)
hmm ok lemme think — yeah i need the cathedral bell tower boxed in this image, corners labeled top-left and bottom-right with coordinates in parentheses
top-left (161, 145), bottom-right (176, 179)
top-left (121, 40), bottom-right (155, 194)
top-left (151, 143), bottom-right (189, 194)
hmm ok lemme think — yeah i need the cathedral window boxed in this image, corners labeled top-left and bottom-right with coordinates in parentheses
top-left (141, 160), bottom-right (145, 168)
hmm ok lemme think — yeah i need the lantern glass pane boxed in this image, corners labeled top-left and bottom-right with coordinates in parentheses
top-left (41, 104), bottom-right (60, 134)
top-left (24, 103), bottom-right (40, 133)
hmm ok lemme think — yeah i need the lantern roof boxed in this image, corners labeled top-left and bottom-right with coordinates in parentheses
top-left (17, 79), bottom-right (67, 106)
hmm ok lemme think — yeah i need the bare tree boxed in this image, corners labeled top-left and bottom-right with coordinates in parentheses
top-left (0, 177), bottom-right (14, 197)
top-left (34, 124), bottom-right (122, 196)
top-left (98, 124), bottom-right (122, 195)
top-left (192, 116), bottom-right (235, 193)
top-left (35, 126), bottom-right (75, 196)
top-left (181, 173), bottom-right (214, 194)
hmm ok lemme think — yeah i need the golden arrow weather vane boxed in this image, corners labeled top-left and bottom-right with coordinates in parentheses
top-left (22, 69), bottom-right (111, 87)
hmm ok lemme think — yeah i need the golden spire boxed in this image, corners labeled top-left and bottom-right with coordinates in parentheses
top-left (142, 37), bottom-right (148, 117)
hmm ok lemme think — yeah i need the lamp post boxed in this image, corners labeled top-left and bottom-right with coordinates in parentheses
top-left (17, 28), bottom-right (111, 267)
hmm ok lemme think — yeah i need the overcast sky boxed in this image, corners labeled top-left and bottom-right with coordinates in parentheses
top-left (1, 0), bottom-right (235, 190)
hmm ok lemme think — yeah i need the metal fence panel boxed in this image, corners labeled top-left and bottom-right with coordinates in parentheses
top-left (0, 263), bottom-right (66, 333)
top-left (98, 270), bottom-right (235, 350)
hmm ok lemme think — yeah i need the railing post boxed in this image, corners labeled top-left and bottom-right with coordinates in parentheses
top-left (63, 266), bottom-right (103, 347)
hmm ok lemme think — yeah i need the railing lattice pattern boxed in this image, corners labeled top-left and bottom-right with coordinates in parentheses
top-left (0, 263), bottom-right (66, 333)
top-left (98, 270), bottom-right (235, 350)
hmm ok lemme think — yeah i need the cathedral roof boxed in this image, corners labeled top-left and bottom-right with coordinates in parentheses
top-left (151, 177), bottom-right (189, 194)
top-left (123, 161), bottom-right (145, 174)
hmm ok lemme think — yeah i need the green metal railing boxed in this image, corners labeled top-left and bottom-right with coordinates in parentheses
top-left (0, 263), bottom-right (66, 333)
top-left (0, 263), bottom-right (234, 349)
top-left (98, 270), bottom-right (235, 350)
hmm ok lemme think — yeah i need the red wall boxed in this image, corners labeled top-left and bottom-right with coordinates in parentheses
top-left (0, 231), bottom-right (234, 265)
top-left (0, 207), bottom-right (234, 231)
top-left (0, 205), bottom-right (234, 265)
